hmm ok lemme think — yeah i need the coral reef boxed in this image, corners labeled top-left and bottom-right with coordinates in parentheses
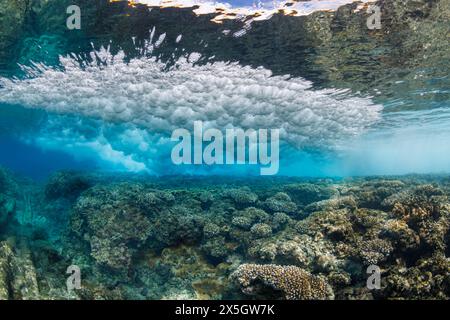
top-left (70, 184), bottom-right (153, 270)
top-left (0, 0), bottom-right (27, 69)
top-left (232, 264), bottom-right (334, 300)
top-left (0, 168), bottom-right (17, 228)
top-left (283, 183), bottom-right (336, 207)
top-left (0, 168), bottom-right (448, 300)
top-left (45, 171), bottom-right (91, 200)
top-left (1, 0), bottom-right (448, 301)
top-left (0, 240), bottom-right (40, 300)
top-left (264, 193), bottom-right (297, 214)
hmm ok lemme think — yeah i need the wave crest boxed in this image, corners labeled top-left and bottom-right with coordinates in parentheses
top-left (0, 46), bottom-right (382, 151)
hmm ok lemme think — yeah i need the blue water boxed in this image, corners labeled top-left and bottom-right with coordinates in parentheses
top-left (0, 137), bottom-right (96, 180)
top-left (0, 0), bottom-right (449, 180)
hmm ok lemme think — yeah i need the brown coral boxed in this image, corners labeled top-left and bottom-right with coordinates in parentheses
top-left (232, 263), bottom-right (334, 300)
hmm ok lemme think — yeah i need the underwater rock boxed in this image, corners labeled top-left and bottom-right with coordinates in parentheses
top-left (228, 207), bottom-right (276, 252)
top-left (346, 180), bottom-right (406, 209)
top-left (225, 188), bottom-right (258, 209)
top-left (271, 212), bottom-right (291, 231)
top-left (353, 238), bottom-right (394, 265)
top-left (0, 240), bottom-right (40, 300)
top-left (0, 194), bottom-right (16, 227)
top-left (70, 184), bottom-right (152, 270)
top-left (203, 222), bottom-right (222, 239)
top-left (283, 183), bottom-right (336, 207)
top-left (0, 168), bottom-right (18, 228)
top-left (250, 223), bottom-right (272, 239)
top-left (138, 190), bottom-right (176, 209)
top-left (231, 263), bottom-right (334, 300)
top-left (247, 230), bottom-right (336, 271)
top-left (10, 241), bottom-right (40, 300)
top-left (380, 184), bottom-right (450, 252)
top-left (75, 283), bottom-right (123, 300)
top-left (384, 251), bottom-right (450, 299)
top-left (382, 219), bottom-right (420, 251)
top-left (150, 206), bottom-right (204, 247)
top-left (0, 167), bottom-right (10, 194)
top-left (0, 167), bottom-right (18, 197)
top-left (231, 207), bottom-right (270, 231)
top-left (305, 195), bottom-right (357, 213)
top-left (45, 171), bottom-right (92, 200)
top-left (201, 236), bottom-right (236, 261)
top-left (0, 242), bottom-right (12, 299)
top-left (231, 216), bottom-right (254, 230)
top-left (138, 246), bottom-right (231, 300)
top-left (383, 184), bottom-right (445, 216)
top-left (296, 209), bottom-right (354, 241)
top-left (0, 0), bottom-right (27, 69)
top-left (263, 193), bottom-right (297, 214)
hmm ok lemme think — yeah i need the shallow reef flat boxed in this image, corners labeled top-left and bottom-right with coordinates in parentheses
top-left (0, 167), bottom-right (449, 300)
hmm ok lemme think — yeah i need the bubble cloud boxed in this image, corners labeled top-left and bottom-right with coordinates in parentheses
top-left (0, 47), bottom-right (382, 152)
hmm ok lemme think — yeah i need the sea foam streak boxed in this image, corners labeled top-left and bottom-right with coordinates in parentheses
top-left (0, 46), bottom-right (382, 151)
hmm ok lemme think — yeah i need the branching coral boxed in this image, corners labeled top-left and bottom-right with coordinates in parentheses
top-left (232, 264), bottom-right (334, 300)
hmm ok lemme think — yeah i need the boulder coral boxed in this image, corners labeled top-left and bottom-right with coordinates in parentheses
top-left (70, 184), bottom-right (152, 270)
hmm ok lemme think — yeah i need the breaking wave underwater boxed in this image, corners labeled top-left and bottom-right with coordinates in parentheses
top-left (0, 45), bottom-right (384, 176)
top-left (0, 0), bottom-right (449, 178)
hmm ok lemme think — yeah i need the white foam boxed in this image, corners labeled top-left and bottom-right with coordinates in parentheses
top-left (0, 47), bottom-right (382, 149)
top-left (30, 115), bottom-right (159, 172)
